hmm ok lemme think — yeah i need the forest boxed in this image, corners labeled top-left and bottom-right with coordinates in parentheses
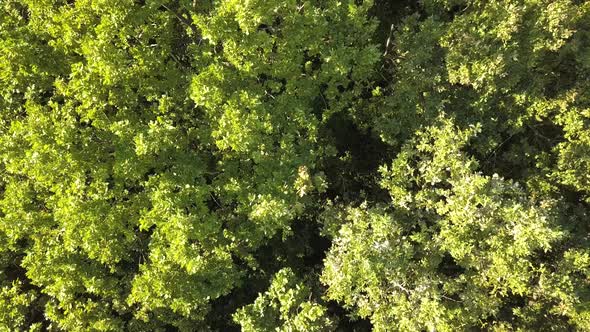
top-left (0, 0), bottom-right (589, 331)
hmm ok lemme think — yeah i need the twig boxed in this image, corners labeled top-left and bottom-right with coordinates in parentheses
top-left (161, 4), bottom-right (200, 37)
top-left (483, 131), bottom-right (519, 164)
top-left (209, 192), bottom-right (222, 208)
top-left (392, 281), bottom-right (411, 294)
top-left (441, 294), bottom-right (462, 303)
top-left (383, 24), bottom-right (394, 57)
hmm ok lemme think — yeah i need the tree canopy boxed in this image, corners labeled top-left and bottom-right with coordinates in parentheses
top-left (0, 0), bottom-right (589, 331)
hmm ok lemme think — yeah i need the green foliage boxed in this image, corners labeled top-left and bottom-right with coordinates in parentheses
top-left (319, 0), bottom-right (590, 328)
top-left (1, 0), bottom-right (590, 330)
top-left (234, 268), bottom-right (334, 331)
top-left (0, 0), bottom-right (379, 330)
top-left (374, 0), bottom-right (590, 165)
top-left (190, 0), bottom-right (379, 245)
top-left (0, 281), bottom-right (39, 332)
top-left (322, 119), bottom-right (589, 330)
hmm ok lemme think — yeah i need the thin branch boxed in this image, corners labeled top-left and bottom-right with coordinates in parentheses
top-left (440, 294), bottom-right (462, 303)
top-left (161, 4), bottom-right (200, 38)
top-left (392, 281), bottom-right (411, 294)
top-left (383, 23), bottom-right (395, 57)
top-left (209, 192), bottom-right (222, 208)
top-left (483, 131), bottom-right (519, 164)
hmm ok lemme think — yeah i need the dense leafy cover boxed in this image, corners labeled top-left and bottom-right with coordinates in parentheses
top-left (322, 119), bottom-right (586, 330)
top-left (0, 0), bottom-right (589, 331)
top-left (233, 268), bottom-right (334, 331)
